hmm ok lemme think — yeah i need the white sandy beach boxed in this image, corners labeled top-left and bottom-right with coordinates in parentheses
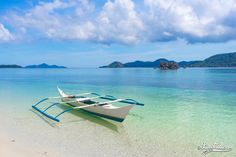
top-left (0, 106), bottom-right (148, 157)
top-left (0, 136), bottom-right (48, 157)
top-left (0, 102), bottom-right (190, 157)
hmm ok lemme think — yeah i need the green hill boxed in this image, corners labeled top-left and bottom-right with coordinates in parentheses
top-left (0, 64), bottom-right (22, 68)
top-left (191, 52), bottom-right (236, 67)
top-left (100, 52), bottom-right (236, 68)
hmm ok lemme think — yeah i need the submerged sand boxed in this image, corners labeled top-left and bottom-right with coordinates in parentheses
top-left (0, 136), bottom-right (48, 157)
top-left (1, 109), bottom-right (235, 157)
top-left (1, 88), bottom-right (236, 157)
top-left (0, 107), bottom-right (148, 157)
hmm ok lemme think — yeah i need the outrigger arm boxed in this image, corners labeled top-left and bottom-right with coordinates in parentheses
top-left (31, 92), bottom-right (96, 122)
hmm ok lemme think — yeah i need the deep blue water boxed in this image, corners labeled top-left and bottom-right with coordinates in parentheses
top-left (0, 68), bottom-right (236, 92)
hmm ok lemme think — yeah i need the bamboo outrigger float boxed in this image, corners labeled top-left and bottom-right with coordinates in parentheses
top-left (32, 87), bottom-right (144, 122)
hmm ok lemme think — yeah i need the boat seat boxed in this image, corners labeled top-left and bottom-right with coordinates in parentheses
top-left (77, 97), bottom-right (91, 102)
top-left (102, 104), bottom-right (118, 109)
top-left (67, 95), bottom-right (76, 98)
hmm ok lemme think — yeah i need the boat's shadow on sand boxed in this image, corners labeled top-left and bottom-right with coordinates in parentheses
top-left (30, 105), bottom-right (123, 133)
top-left (30, 109), bottom-right (59, 127)
top-left (60, 105), bottom-right (122, 132)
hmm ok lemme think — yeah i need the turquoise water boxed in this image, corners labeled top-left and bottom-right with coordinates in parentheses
top-left (0, 68), bottom-right (236, 156)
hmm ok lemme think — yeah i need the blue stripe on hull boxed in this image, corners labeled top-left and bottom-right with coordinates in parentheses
top-left (32, 102), bottom-right (125, 123)
top-left (67, 102), bottom-right (125, 122)
top-left (80, 108), bottom-right (125, 122)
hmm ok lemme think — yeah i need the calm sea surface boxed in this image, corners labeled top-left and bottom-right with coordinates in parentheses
top-left (0, 68), bottom-right (236, 156)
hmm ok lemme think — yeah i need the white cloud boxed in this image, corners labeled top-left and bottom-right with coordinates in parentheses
top-left (75, 0), bottom-right (95, 16)
top-left (96, 0), bottom-right (144, 44)
top-left (2, 0), bottom-right (236, 44)
top-left (143, 0), bottom-right (236, 42)
top-left (0, 24), bottom-right (13, 42)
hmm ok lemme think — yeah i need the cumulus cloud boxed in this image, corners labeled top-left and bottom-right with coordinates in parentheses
top-left (143, 0), bottom-right (236, 42)
top-left (2, 0), bottom-right (236, 44)
top-left (96, 0), bottom-right (144, 44)
top-left (0, 24), bottom-right (13, 42)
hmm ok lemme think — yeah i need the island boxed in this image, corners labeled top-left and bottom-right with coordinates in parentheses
top-left (100, 52), bottom-right (236, 68)
top-left (180, 52), bottom-right (236, 67)
top-left (100, 58), bottom-right (174, 68)
top-left (24, 63), bottom-right (66, 68)
top-left (0, 64), bottom-right (22, 68)
top-left (100, 61), bottom-right (124, 68)
top-left (0, 63), bottom-right (67, 68)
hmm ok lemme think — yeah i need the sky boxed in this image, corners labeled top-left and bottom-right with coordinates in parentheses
top-left (0, 0), bottom-right (236, 67)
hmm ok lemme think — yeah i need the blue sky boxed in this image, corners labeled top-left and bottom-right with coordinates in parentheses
top-left (0, 0), bottom-right (236, 67)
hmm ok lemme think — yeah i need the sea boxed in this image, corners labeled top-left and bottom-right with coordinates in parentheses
top-left (0, 68), bottom-right (235, 157)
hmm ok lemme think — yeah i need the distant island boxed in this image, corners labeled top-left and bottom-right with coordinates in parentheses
top-left (25, 63), bottom-right (66, 68)
top-left (0, 63), bottom-right (67, 68)
top-left (100, 52), bottom-right (236, 68)
top-left (100, 58), bottom-right (173, 68)
top-left (0, 64), bottom-right (22, 68)
top-left (179, 52), bottom-right (236, 67)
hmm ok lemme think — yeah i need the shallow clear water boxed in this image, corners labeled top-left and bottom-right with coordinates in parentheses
top-left (0, 68), bottom-right (236, 156)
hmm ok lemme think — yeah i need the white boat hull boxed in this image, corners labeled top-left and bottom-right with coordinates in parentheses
top-left (58, 89), bottom-right (133, 122)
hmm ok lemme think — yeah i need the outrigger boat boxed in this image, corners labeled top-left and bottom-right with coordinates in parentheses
top-left (32, 87), bottom-right (144, 122)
